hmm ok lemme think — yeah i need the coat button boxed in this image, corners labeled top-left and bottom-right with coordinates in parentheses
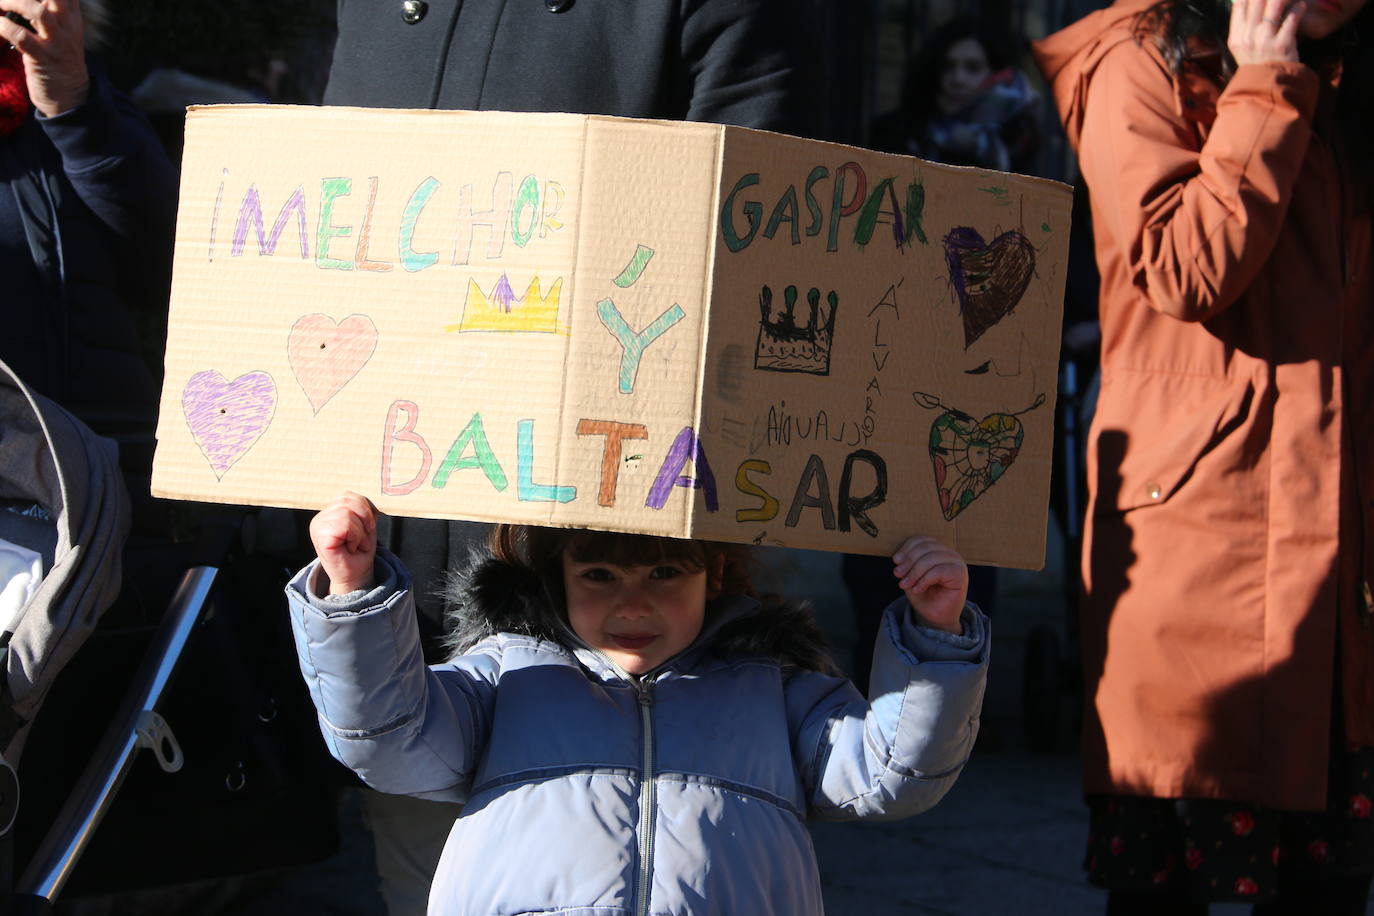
top-left (402, 0), bottom-right (427, 23)
top-left (1146, 482), bottom-right (1162, 501)
top-left (545, 0), bottom-right (573, 11)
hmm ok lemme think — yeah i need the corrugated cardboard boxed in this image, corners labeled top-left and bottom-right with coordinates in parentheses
top-left (153, 106), bottom-right (1071, 568)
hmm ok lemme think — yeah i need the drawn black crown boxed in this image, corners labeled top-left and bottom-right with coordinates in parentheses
top-left (753, 285), bottom-right (839, 376)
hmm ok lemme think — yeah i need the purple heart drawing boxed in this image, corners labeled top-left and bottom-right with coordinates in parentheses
top-left (182, 370), bottom-right (277, 478)
top-left (944, 227), bottom-right (1036, 348)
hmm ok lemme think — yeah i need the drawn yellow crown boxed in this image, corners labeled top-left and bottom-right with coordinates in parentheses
top-left (448, 273), bottom-right (565, 335)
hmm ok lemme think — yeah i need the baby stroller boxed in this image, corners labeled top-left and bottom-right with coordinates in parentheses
top-left (0, 355), bottom-right (137, 907)
top-left (0, 359), bottom-right (349, 915)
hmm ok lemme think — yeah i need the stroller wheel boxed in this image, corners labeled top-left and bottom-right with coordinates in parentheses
top-left (0, 752), bottom-right (17, 837)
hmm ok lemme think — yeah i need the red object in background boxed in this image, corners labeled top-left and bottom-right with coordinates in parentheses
top-left (1229, 809), bottom-right (1256, 836)
top-left (0, 46), bottom-right (31, 136)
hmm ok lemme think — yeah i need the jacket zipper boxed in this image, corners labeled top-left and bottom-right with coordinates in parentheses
top-left (554, 622), bottom-right (671, 913)
top-left (635, 682), bottom-right (656, 916)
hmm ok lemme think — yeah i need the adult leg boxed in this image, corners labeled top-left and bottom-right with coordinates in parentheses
top-left (1251, 872), bottom-right (1373, 916)
top-left (1106, 889), bottom-right (1208, 916)
top-left (358, 788), bottom-right (463, 915)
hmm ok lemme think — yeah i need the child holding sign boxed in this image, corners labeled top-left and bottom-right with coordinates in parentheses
top-left (286, 491), bottom-right (988, 915)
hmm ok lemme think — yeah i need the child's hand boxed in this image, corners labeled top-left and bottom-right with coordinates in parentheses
top-left (309, 491), bottom-right (379, 595)
top-left (892, 537), bottom-right (968, 634)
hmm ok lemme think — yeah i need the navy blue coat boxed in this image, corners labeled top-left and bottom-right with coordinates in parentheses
top-left (0, 71), bottom-right (177, 439)
top-left (325, 0), bottom-right (824, 136)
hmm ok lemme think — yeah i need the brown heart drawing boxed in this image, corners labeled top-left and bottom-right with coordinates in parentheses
top-left (287, 314), bottom-right (378, 414)
top-left (943, 227), bottom-right (1036, 348)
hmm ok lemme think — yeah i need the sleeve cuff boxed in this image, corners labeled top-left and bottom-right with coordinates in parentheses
top-left (37, 70), bottom-right (137, 169)
top-left (892, 599), bottom-right (989, 663)
top-left (1224, 61), bottom-right (1319, 118)
top-left (303, 549), bottom-right (406, 615)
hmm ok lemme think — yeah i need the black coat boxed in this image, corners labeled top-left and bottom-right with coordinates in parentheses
top-left (325, 0), bottom-right (824, 136)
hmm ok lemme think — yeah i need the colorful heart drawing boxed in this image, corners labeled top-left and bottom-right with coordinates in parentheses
top-left (182, 370), bottom-right (277, 479)
top-left (287, 313), bottom-right (379, 414)
top-left (943, 227), bottom-right (1036, 348)
top-left (928, 409), bottom-right (1025, 520)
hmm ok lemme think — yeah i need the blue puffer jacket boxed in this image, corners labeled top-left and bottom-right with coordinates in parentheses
top-left (286, 549), bottom-right (989, 916)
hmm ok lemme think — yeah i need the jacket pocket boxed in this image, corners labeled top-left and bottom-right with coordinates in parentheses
top-left (1091, 371), bottom-right (1255, 513)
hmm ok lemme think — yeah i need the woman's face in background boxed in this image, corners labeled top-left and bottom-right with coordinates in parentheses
top-left (1298, 0), bottom-right (1368, 39)
top-left (937, 37), bottom-right (992, 116)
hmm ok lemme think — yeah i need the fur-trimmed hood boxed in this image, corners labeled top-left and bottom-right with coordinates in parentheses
top-left (441, 549), bottom-right (839, 676)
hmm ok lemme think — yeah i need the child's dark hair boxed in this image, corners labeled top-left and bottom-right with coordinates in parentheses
top-left (488, 524), bottom-right (757, 600)
top-left (472, 524), bottom-right (841, 675)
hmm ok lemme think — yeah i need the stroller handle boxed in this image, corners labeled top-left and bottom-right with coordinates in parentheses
top-left (12, 566), bottom-right (220, 905)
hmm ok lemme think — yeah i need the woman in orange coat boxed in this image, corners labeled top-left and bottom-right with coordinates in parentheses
top-left (1035, 0), bottom-right (1373, 910)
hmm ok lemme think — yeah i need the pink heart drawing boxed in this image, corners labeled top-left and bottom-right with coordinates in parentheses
top-left (287, 313), bottom-right (379, 414)
top-left (182, 370), bottom-right (277, 479)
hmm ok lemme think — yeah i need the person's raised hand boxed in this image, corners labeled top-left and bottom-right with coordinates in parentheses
top-left (309, 491), bottom-right (380, 595)
top-left (892, 536), bottom-right (968, 635)
top-left (0, 0), bottom-right (89, 117)
top-left (1228, 0), bottom-right (1304, 66)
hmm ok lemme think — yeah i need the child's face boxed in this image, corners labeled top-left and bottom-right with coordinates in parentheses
top-left (561, 554), bottom-right (709, 675)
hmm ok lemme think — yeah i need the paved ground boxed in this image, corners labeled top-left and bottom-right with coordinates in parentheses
top-left (810, 750), bottom-right (1095, 914)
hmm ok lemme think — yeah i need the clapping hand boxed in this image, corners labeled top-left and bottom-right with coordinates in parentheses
top-left (309, 491), bottom-right (380, 596)
top-left (892, 536), bottom-right (969, 635)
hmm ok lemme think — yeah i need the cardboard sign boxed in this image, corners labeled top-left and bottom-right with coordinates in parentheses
top-left (153, 106), bottom-right (1071, 569)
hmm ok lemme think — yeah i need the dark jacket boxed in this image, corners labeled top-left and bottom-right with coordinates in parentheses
top-left (870, 69), bottom-right (1041, 174)
top-left (325, 0), bottom-right (824, 136)
top-left (287, 547), bottom-right (989, 915)
top-left (0, 70), bottom-right (177, 444)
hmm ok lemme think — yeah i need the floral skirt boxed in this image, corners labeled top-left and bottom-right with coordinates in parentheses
top-left (1084, 745), bottom-right (1374, 903)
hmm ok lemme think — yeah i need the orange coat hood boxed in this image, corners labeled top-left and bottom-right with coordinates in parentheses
top-left (1033, 0), bottom-right (1161, 150)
